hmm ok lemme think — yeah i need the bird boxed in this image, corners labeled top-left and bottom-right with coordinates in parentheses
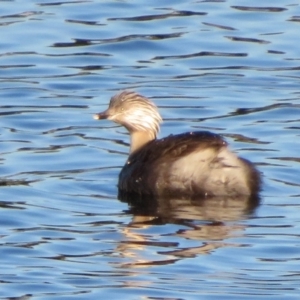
top-left (94, 91), bottom-right (261, 199)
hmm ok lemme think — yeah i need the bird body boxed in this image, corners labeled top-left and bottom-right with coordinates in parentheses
top-left (94, 91), bottom-right (261, 198)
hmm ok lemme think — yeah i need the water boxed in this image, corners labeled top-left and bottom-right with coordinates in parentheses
top-left (1, 0), bottom-right (300, 299)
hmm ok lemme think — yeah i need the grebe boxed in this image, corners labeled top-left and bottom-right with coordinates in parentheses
top-left (94, 91), bottom-right (261, 198)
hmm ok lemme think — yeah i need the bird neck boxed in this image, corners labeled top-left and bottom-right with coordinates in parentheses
top-left (130, 131), bottom-right (155, 154)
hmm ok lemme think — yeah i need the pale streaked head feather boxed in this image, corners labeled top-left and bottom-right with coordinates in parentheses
top-left (107, 91), bottom-right (162, 139)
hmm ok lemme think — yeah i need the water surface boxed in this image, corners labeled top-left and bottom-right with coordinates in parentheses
top-left (1, 0), bottom-right (300, 299)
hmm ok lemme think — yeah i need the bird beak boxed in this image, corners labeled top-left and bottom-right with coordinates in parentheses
top-left (93, 109), bottom-right (110, 120)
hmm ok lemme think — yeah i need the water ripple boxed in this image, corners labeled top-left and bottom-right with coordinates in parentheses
top-left (1, 0), bottom-right (300, 299)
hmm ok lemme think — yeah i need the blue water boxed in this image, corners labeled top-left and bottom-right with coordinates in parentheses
top-left (1, 0), bottom-right (300, 299)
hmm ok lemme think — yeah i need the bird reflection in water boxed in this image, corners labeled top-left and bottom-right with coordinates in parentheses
top-left (115, 192), bottom-right (260, 267)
